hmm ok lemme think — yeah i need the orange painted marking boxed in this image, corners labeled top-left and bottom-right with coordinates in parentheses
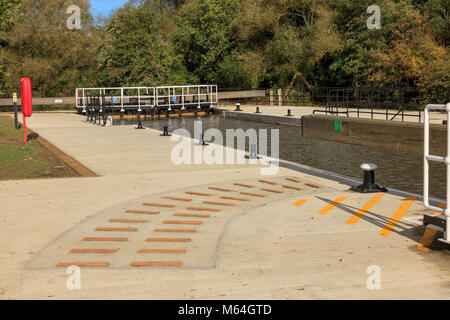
top-left (346, 194), bottom-right (385, 226)
top-left (317, 196), bottom-right (348, 215)
top-left (286, 177), bottom-right (302, 183)
top-left (186, 191), bottom-right (213, 197)
top-left (379, 196), bottom-right (416, 238)
top-left (294, 199), bottom-right (309, 207)
top-left (143, 203), bottom-right (175, 208)
top-left (259, 179), bottom-right (278, 185)
top-left (221, 196), bottom-right (250, 202)
top-left (174, 213), bottom-right (210, 218)
top-left (187, 206), bottom-right (221, 212)
top-left (109, 219), bottom-right (147, 223)
top-left (209, 187), bottom-right (234, 192)
top-left (146, 238), bottom-right (191, 243)
top-left (70, 249), bottom-right (119, 254)
top-left (434, 202), bottom-right (446, 216)
top-left (417, 227), bottom-right (438, 252)
top-left (95, 227), bottom-right (137, 232)
top-left (305, 183), bottom-right (323, 189)
top-left (155, 229), bottom-right (197, 233)
top-left (234, 183), bottom-right (256, 188)
top-left (164, 220), bottom-right (203, 225)
top-left (83, 237), bottom-right (127, 242)
top-left (283, 185), bottom-right (304, 191)
top-left (163, 196), bottom-right (192, 202)
top-left (57, 262), bottom-right (109, 267)
top-left (126, 210), bottom-right (160, 215)
top-left (203, 201), bottom-right (235, 206)
top-left (138, 249), bottom-right (186, 254)
top-left (131, 261), bottom-right (182, 267)
top-left (240, 192), bottom-right (266, 198)
top-left (261, 188), bottom-right (284, 194)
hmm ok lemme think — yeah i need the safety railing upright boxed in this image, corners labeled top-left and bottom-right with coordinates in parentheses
top-left (424, 103), bottom-right (450, 244)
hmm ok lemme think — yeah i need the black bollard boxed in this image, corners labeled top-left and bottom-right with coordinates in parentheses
top-left (135, 120), bottom-right (145, 130)
top-left (13, 101), bottom-right (19, 129)
top-left (245, 144), bottom-right (262, 160)
top-left (255, 107), bottom-right (262, 114)
top-left (160, 126), bottom-right (171, 136)
top-left (351, 163), bottom-right (387, 193)
top-left (285, 109), bottom-right (293, 117)
top-left (199, 133), bottom-right (209, 146)
top-left (235, 103), bottom-right (242, 112)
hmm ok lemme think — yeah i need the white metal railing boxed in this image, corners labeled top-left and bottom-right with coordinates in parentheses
top-left (75, 85), bottom-right (218, 112)
top-left (424, 103), bottom-right (450, 243)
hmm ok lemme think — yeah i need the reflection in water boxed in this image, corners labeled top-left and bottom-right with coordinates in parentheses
top-left (118, 116), bottom-right (445, 199)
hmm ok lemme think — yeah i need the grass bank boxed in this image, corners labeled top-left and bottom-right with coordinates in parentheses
top-left (0, 115), bottom-right (80, 180)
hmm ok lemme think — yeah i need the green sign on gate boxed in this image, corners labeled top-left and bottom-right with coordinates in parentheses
top-left (334, 120), bottom-right (342, 132)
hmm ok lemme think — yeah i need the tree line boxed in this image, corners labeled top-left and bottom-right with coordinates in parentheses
top-left (0, 0), bottom-right (448, 97)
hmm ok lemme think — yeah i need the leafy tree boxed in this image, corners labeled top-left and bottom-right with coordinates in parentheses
top-left (96, 0), bottom-right (197, 87)
top-left (0, 0), bottom-right (21, 96)
top-left (328, 0), bottom-right (415, 87)
top-left (419, 0), bottom-right (449, 46)
top-left (232, 0), bottom-right (343, 89)
top-left (1, 0), bottom-right (99, 97)
top-left (172, 0), bottom-right (242, 84)
top-left (369, 12), bottom-right (450, 88)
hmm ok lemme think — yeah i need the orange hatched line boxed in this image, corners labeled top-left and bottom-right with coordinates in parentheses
top-left (417, 227), bottom-right (438, 252)
top-left (379, 196), bottom-right (416, 238)
top-left (317, 197), bottom-right (348, 215)
top-left (346, 194), bottom-right (385, 226)
top-left (293, 199), bottom-right (309, 207)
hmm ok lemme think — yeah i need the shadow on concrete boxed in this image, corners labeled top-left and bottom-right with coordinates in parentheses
top-left (315, 196), bottom-right (421, 243)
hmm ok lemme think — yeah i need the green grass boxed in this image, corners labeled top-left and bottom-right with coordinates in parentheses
top-left (0, 116), bottom-right (77, 180)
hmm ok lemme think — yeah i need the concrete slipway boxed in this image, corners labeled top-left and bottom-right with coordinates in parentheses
top-left (0, 112), bottom-right (448, 300)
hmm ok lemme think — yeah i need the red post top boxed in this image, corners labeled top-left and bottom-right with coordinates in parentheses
top-left (20, 77), bottom-right (32, 117)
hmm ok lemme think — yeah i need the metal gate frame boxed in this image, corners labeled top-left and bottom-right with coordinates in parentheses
top-left (424, 103), bottom-right (450, 243)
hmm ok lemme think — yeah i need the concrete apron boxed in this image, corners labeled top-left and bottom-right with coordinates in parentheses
top-left (0, 113), bottom-right (448, 299)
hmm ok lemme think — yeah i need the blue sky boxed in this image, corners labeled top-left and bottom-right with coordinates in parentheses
top-left (90, 0), bottom-right (129, 17)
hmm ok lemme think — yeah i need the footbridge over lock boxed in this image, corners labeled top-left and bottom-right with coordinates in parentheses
top-left (76, 85), bottom-right (218, 123)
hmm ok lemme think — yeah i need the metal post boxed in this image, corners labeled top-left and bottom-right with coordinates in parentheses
top-left (197, 86), bottom-right (201, 109)
top-left (424, 103), bottom-right (450, 243)
top-left (446, 103), bottom-right (450, 241)
top-left (13, 93), bottom-right (18, 129)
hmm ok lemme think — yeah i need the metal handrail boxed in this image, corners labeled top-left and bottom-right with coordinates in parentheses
top-left (76, 85), bottom-right (218, 112)
top-left (424, 103), bottom-right (450, 243)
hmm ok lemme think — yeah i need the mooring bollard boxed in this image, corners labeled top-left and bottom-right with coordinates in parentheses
top-left (135, 120), bottom-right (145, 130)
top-left (235, 103), bottom-right (242, 112)
top-left (351, 163), bottom-right (387, 193)
top-left (285, 109), bottom-right (293, 117)
top-left (199, 133), bottom-right (209, 146)
top-left (255, 107), bottom-right (262, 114)
top-left (160, 126), bottom-right (171, 136)
top-left (246, 144), bottom-right (262, 160)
